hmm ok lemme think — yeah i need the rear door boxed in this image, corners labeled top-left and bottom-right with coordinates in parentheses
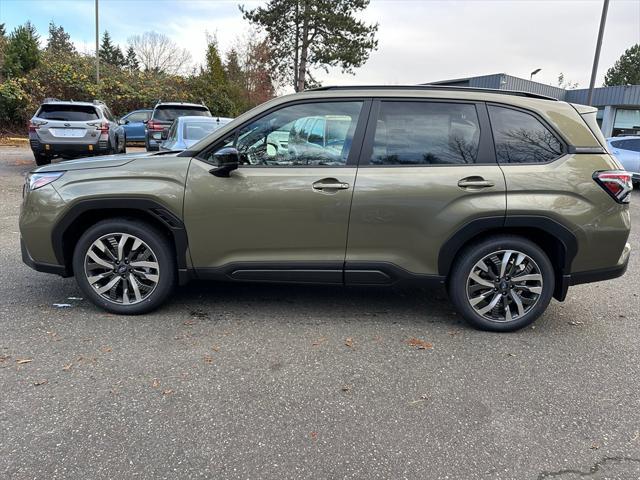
top-left (35, 104), bottom-right (100, 144)
top-left (184, 99), bottom-right (370, 282)
top-left (345, 99), bottom-right (506, 281)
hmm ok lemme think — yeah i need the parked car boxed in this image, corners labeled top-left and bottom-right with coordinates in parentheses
top-left (607, 136), bottom-right (640, 186)
top-left (120, 109), bottom-right (152, 143)
top-left (28, 99), bottom-right (126, 165)
top-left (145, 102), bottom-right (211, 151)
top-left (160, 116), bottom-right (233, 152)
top-left (20, 86), bottom-right (632, 331)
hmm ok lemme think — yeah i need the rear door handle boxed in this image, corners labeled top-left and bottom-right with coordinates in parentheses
top-left (312, 178), bottom-right (350, 191)
top-left (458, 176), bottom-right (495, 189)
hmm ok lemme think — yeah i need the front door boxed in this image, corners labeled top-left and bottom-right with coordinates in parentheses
top-left (183, 99), bottom-right (369, 283)
top-left (345, 99), bottom-right (506, 282)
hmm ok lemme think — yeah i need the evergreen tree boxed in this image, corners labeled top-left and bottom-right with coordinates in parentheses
top-left (125, 45), bottom-right (139, 72)
top-left (2, 21), bottom-right (40, 77)
top-left (604, 44), bottom-right (640, 86)
top-left (99, 31), bottom-right (125, 68)
top-left (46, 21), bottom-right (76, 56)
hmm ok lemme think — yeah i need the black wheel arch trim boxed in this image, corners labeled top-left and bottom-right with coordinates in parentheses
top-left (438, 214), bottom-right (578, 277)
top-left (51, 198), bottom-right (189, 272)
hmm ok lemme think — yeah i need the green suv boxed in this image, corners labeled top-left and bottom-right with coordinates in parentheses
top-left (20, 86), bottom-right (632, 331)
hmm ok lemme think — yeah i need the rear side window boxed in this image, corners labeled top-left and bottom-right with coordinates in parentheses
top-left (611, 139), bottom-right (640, 152)
top-left (369, 102), bottom-right (481, 165)
top-left (37, 104), bottom-right (99, 121)
top-left (153, 106), bottom-right (211, 121)
top-left (489, 106), bottom-right (564, 163)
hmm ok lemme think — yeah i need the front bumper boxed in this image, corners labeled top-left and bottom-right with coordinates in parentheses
top-left (21, 237), bottom-right (70, 277)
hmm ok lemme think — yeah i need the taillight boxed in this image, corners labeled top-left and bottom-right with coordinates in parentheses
top-left (28, 120), bottom-right (47, 132)
top-left (593, 170), bottom-right (633, 203)
top-left (147, 120), bottom-right (164, 131)
top-left (88, 121), bottom-right (110, 133)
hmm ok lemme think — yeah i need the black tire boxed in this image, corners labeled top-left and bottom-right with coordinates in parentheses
top-left (448, 235), bottom-right (555, 332)
top-left (72, 218), bottom-right (176, 315)
top-left (34, 152), bottom-right (51, 166)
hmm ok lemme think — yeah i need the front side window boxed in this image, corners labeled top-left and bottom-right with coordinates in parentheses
top-left (126, 111), bottom-right (149, 123)
top-left (369, 102), bottom-right (481, 165)
top-left (489, 106), bottom-right (564, 163)
top-left (207, 101), bottom-right (362, 167)
top-left (183, 121), bottom-right (219, 141)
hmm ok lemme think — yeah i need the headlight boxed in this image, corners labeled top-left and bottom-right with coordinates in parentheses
top-left (26, 172), bottom-right (65, 191)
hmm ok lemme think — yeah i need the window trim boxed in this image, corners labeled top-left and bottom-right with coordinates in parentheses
top-left (195, 98), bottom-right (372, 169)
top-left (486, 102), bottom-right (569, 166)
top-left (357, 98), bottom-right (495, 168)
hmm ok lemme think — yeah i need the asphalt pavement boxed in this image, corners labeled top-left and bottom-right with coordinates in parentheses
top-left (1, 146), bottom-right (639, 480)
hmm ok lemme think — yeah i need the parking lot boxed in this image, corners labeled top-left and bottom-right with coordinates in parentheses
top-left (0, 145), bottom-right (639, 479)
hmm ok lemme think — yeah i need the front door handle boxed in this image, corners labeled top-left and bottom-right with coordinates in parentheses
top-left (458, 176), bottom-right (495, 189)
top-left (312, 178), bottom-right (350, 191)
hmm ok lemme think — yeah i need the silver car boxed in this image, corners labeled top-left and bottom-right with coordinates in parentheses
top-left (607, 136), bottom-right (640, 186)
top-left (159, 116), bottom-right (233, 152)
top-left (28, 99), bottom-right (126, 165)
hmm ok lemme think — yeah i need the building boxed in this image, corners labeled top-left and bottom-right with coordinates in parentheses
top-left (427, 73), bottom-right (640, 137)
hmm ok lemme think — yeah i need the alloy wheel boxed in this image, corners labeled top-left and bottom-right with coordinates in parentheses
top-left (84, 233), bottom-right (160, 305)
top-left (466, 249), bottom-right (543, 323)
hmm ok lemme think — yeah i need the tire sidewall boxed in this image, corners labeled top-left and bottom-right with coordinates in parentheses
top-left (449, 236), bottom-right (555, 332)
top-left (72, 219), bottom-right (175, 315)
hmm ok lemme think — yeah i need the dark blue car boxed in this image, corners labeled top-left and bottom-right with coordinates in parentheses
top-left (120, 109), bottom-right (152, 143)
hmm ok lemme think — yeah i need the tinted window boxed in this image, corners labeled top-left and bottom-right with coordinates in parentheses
top-left (37, 104), bottom-right (99, 121)
top-left (489, 106), bottom-right (564, 163)
top-left (126, 111), bottom-right (149, 123)
top-left (612, 139), bottom-right (640, 152)
top-left (207, 101), bottom-right (362, 167)
top-left (154, 106), bottom-right (211, 121)
top-left (183, 121), bottom-right (220, 141)
top-left (370, 102), bottom-right (481, 165)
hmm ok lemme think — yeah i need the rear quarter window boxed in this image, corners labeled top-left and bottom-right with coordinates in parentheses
top-left (37, 104), bottom-right (99, 121)
top-left (488, 106), bottom-right (564, 164)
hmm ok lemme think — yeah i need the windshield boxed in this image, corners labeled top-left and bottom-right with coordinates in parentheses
top-left (154, 106), bottom-right (211, 121)
top-left (37, 104), bottom-right (99, 121)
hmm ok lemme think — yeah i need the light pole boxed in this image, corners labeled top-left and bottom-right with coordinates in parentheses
top-left (95, 0), bottom-right (100, 86)
top-left (530, 68), bottom-right (541, 81)
top-left (587, 0), bottom-right (610, 105)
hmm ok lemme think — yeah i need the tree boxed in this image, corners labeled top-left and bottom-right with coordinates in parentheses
top-left (128, 31), bottom-right (191, 75)
top-left (241, 0), bottom-right (378, 92)
top-left (237, 37), bottom-right (275, 106)
top-left (556, 72), bottom-right (578, 89)
top-left (46, 21), bottom-right (76, 56)
top-left (125, 45), bottom-right (139, 72)
top-left (2, 21), bottom-right (40, 78)
top-left (99, 31), bottom-right (125, 68)
top-left (604, 44), bottom-right (640, 86)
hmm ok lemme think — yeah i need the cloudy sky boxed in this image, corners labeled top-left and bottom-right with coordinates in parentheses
top-left (1, 0), bottom-right (639, 90)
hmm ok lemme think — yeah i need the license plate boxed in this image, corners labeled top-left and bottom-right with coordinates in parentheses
top-left (50, 128), bottom-right (86, 138)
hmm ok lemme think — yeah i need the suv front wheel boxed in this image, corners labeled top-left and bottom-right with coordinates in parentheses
top-left (72, 218), bottom-right (176, 314)
top-left (448, 235), bottom-right (555, 332)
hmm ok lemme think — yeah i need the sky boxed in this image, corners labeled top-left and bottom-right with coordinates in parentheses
top-left (1, 0), bottom-right (639, 90)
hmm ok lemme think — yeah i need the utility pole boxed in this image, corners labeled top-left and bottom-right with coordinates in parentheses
top-left (95, 0), bottom-right (100, 86)
top-left (587, 0), bottom-right (609, 105)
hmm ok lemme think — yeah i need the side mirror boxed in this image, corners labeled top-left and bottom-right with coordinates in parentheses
top-left (209, 147), bottom-right (239, 178)
top-left (160, 129), bottom-right (168, 140)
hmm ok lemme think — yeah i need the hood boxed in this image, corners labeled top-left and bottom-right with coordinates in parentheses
top-left (34, 152), bottom-right (156, 173)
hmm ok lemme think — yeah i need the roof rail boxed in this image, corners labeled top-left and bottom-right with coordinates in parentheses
top-left (92, 99), bottom-right (106, 105)
top-left (305, 85), bottom-right (558, 101)
top-left (42, 97), bottom-right (60, 103)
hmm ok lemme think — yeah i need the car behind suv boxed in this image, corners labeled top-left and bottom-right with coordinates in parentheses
top-left (20, 86), bottom-right (632, 331)
top-left (145, 102), bottom-right (211, 151)
top-left (29, 99), bottom-right (126, 165)
top-left (607, 136), bottom-right (640, 186)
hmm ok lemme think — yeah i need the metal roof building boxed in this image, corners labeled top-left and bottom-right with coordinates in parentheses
top-left (427, 73), bottom-right (640, 137)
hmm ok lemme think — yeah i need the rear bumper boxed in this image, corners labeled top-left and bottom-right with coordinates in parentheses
top-left (21, 237), bottom-right (70, 277)
top-left (570, 242), bottom-right (631, 286)
top-left (30, 139), bottom-right (109, 155)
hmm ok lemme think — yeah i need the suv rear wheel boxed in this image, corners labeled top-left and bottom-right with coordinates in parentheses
top-left (448, 235), bottom-right (555, 332)
top-left (72, 218), bottom-right (176, 314)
